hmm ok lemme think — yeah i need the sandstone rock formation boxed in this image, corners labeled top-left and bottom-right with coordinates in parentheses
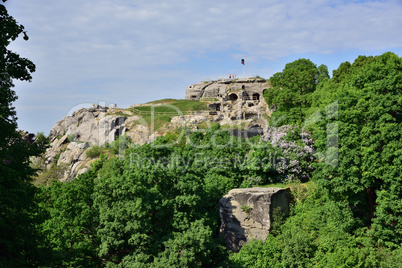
top-left (49, 105), bottom-right (128, 146)
top-left (219, 187), bottom-right (289, 252)
top-left (185, 78), bottom-right (272, 129)
top-left (38, 79), bottom-right (273, 182)
top-left (185, 78), bottom-right (270, 101)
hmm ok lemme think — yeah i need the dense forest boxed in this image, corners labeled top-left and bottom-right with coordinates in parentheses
top-left (1, 1), bottom-right (402, 267)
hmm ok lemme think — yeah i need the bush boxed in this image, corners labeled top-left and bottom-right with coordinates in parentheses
top-left (67, 134), bottom-right (75, 142)
top-left (86, 146), bottom-right (106, 159)
top-left (36, 132), bottom-right (49, 144)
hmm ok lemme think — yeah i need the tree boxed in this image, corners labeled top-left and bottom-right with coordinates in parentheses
top-left (316, 64), bottom-right (330, 83)
top-left (312, 52), bottom-right (402, 246)
top-left (38, 167), bottom-right (101, 267)
top-left (264, 58), bottom-right (323, 126)
top-left (0, 1), bottom-right (42, 266)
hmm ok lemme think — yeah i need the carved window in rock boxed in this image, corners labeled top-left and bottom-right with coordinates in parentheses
top-left (229, 93), bottom-right (238, 101)
top-left (252, 93), bottom-right (260, 101)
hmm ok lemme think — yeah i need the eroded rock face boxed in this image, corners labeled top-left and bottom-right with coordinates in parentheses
top-left (49, 106), bottom-right (127, 146)
top-left (185, 79), bottom-right (272, 130)
top-left (56, 142), bottom-right (92, 182)
top-left (185, 78), bottom-right (270, 100)
top-left (40, 79), bottom-right (273, 183)
top-left (43, 106), bottom-right (130, 182)
top-left (219, 187), bottom-right (289, 252)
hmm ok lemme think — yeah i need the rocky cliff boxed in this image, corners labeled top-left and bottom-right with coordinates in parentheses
top-left (185, 78), bottom-right (270, 101)
top-left (219, 187), bottom-right (290, 252)
top-left (37, 79), bottom-right (273, 182)
top-left (186, 78), bottom-right (272, 127)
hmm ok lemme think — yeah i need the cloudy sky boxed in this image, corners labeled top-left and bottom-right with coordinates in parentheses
top-left (5, 0), bottom-right (402, 134)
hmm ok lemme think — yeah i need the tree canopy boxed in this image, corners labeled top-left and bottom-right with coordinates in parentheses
top-left (264, 58), bottom-right (329, 126)
top-left (0, 1), bottom-right (43, 266)
top-left (311, 52), bottom-right (402, 247)
top-left (1, 4), bottom-right (402, 264)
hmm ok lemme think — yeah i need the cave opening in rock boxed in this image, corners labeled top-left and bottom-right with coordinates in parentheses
top-left (229, 93), bottom-right (238, 101)
top-left (252, 93), bottom-right (260, 101)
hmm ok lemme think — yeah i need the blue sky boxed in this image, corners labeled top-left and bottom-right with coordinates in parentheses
top-left (5, 0), bottom-right (402, 134)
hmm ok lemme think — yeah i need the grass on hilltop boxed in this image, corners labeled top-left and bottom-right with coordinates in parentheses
top-left (128, 99), bottom-right (211, 132)
top-left (131, 99), bottom-right (209, 116)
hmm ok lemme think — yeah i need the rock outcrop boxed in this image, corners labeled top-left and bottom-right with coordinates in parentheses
top-left (219, 187), bottom-right (289, 252)
top-left (39, 79), bottom-right (273, 182)
top-left (49, 105), bottom-right (128, 146)
top-left (185, 78), bottom-right (270, 101)
top-left (185, 78), bottom-right (272, 129)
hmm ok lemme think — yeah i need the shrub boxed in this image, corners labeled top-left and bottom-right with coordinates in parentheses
top-left (67, 134), bottom-right (75, 142)
top-left (241, 205), bottom-right (252, 214)
top-left (263, 125), bottom-right (315, 183)
top-left (36, 132), bottom-right (49, 144)
top-left (86, 146), bottom-right (106, 159)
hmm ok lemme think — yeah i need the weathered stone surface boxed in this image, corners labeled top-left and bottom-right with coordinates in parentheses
top-left (185, 79), bottom-right (272, 131)
top-left (55, 142), bottom-right (91, 182)
top-left (125, 124), bottom-right (151, 145)
top-left (40, 78), bottom-right (274, 182)
top-left (185, 78), bottom-right (271, 100)
top-left (185, 81), bottom-right (214, 100)
top-left (45, 106), bottom-right (131, 181)
top-left (171, 115), bottom-right (208, 126)
top-left (219, 187), bottom-right (289, 252)
top-left (49, 107), bottom-right (128, 147)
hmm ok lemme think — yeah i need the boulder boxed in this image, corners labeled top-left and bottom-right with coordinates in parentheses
top-left (219, 187), bottom-right (289, 252)
top-left (125, 124), bottom-right (151, 145)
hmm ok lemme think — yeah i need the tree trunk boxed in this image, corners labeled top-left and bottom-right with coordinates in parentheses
top-left (366, 187), bottom-right (377, 221)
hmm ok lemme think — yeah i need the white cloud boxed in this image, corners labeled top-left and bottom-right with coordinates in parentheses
top-left (5, 0), bottom-right (402, 133)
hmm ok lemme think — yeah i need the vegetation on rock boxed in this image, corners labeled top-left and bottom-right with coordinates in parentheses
top-left (1, 1), bottom-right (402, 265)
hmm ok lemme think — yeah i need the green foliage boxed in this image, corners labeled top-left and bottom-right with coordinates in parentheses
top-left (230, 236), bottom-right (282, 267)
top-left (134, 114), bottom-right (172, 131)
top-left (233, 184), bottom-right (381, 267)
top-left (33, 123), bottom-right (316, 266)
top-left (92, 151), bottom-right (225, 266)
top-left (0, 2), bottom-right (45, 266)
top-left (241, 205), bottom-right (252, 214)
top-left (7, 51), bottom-right (402, 266)
top-left (163, 128), bottom-right (187, 148)
top-left (134, 99), bottom-right (208, 114)
top-left (67, 134), bottom-right (75, 142)
top-left (33, 163), bottom-right (69, 186)
top-left (316, 64), bottom-right (330, 83)
top-left (85, 145), bottom-right (107, 158)
top-left (265, 58), bottom-right (325, 126)
top-left (38, 160), bottom-right (104, 266)
top-left (311, 52), bottom-right (402, 246)
top-left (109, 134), bottom-right (132, 154)
top-left (281, 228), bottom-right (316, 267)
top-left (129, 100), bottom-right (209, 131)
top-left (152, 220), bottom-right (220, 267)
top-left (35, 131), bottom-right (49, 145)
top-left (270, 207), bottom-right (286, 236)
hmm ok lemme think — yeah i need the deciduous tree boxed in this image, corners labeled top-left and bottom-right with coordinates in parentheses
top-left (264, 58), bottom-right (324, 126)
top-left (0, 0), bottom-right (43, 266)
top-left (312, 52), bottom-right (402, 246)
